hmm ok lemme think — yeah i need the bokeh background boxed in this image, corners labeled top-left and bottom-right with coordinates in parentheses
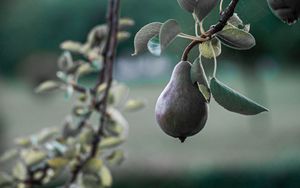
top-left (1, 0), bottom-right (300, 187)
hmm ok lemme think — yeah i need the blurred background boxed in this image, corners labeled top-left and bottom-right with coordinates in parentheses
top-left (1, 0), bottom-right (300, 187)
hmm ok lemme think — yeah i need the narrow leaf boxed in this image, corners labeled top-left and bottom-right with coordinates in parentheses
top-left (47, 157), bottom-right (69, 169)
top-left (216, 28), bottom-right (256, 50)
top-left (133, 22), bottom-right (162, 55)
top-left (100, 166), bottom-right (112, 187)
top-left (210, 77), bottom-right (269, 115)
top-left (123, 99), bottom-right (146, 112)
top-left (35, 81), bottom-right (61, 93)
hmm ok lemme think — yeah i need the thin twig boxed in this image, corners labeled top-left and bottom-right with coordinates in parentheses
top-left (181, 0), bottom-right (239, 61)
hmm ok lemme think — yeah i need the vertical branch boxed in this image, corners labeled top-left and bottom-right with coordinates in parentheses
top-left (64, 0), bottom-right (120, 187)
top-left (91, 0), bottom-right (120, 157)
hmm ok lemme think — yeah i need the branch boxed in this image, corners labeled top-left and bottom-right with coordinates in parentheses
top-left (181, 0), bottom-right (239, 61)
top-left (64, 0), bottom-right (120, 186)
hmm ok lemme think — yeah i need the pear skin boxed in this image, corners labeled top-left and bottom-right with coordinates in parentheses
top-left (155, 61), bottom-right (208, 142)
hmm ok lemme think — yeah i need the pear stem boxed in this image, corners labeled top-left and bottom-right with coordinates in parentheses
top-left (181, 0), bottom-right (239, 62)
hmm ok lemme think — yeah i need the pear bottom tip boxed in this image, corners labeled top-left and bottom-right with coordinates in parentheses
top-left (178, 137), bottom-right (186, 143)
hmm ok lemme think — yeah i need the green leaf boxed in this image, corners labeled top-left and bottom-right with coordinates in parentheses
top-left (106, 150), bottom-right (125, 166)
top-left (21, 149), bottom-right (47, 167)
top-left (119, 18), bottom-right (135, 30)
top-left (110, 83), bottom-right (130, 107)
top-left (76, 64), bottom-right (97, 78)
top-left (100, 166), bottom-right (112, 187)
top-left (99, 137), bottom-right (125, 149)
top-left (0, 149), bottom-right (18, 163)
top-left (35, 81), bottom-right (61, 93)
top-left (228, 13), bottom-right (244, 28)
top-left (0, 172), bottom-right (13, 187)
top-left (147, 35), bottom-right (161, 56)
top-left (83, 158), bottom-right (103, 174)
top-left (47, 157), bottom-right (69, 169)
top-left (194, 0), bottom-right (219, 21)
top-left (12, 162), bottom-right (27, 180)
top-left (199, 38), bottom-right (221, 59)
top-left (159, 19), bottom-right (181, 52)
top-left (133, 22), bottom-right (162, 56)
top-left (210, 77), bottom-right (269, 115)
top-left (190, 58), bottom-right (210, 102)
top-left (123, 99), bottom-right (146, 112)
top-left (60, 40), bottom-right (82, 53)
top-left (107, 107), bottom-right (129, 137)
top-left (177, 0), bottom-right (197, 12)
top-left (216, 28), bottom-right (256, 50)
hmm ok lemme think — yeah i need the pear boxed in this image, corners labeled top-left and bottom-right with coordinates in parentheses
top-left (155, 61), bottom-right (208, 142)
top-left (267, 0), bottom-right (300, 24)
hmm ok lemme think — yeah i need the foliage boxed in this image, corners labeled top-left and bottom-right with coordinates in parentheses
top-left (0, 1), bottom-right (144, 187)
top-left (133, 0), bottom-right (286, 141)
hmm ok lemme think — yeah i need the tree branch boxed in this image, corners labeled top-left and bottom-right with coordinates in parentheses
top-left (64, 0), bottom-right (120, 186)
top-left (181, 0), bottom-right (239, 61)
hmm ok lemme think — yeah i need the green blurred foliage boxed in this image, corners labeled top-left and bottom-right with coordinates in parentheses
top-left (1, 0), bottom-right (300, 76)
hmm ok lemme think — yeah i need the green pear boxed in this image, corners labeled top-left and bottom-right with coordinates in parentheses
top-left (267, 0), bottom-right (300, 24)
top-left (155, 61), bottom-right (208, 142)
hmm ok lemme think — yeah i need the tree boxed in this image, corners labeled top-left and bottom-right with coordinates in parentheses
top-left (1, 0), bottom-right (299, 187)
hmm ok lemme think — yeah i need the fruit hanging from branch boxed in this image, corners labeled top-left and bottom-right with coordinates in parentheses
top-left (134, 0), bottom-right (271, 142)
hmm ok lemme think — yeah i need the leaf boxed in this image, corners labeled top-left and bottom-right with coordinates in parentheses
top-left (107, 107), bottom-right (129, 137)
top-left (106, 150), bottom-right (125, 166)
top-left (37, 128), bottom-right (59, 144)
top-left (80, 173), bottom-right (101, 188)
top-left (199, 38), bottom-right (221, 59)
top-left (21, 149), bottom-right (47, 167)
top-left (60, 40), bottom-right (82, 53)
top-left (99, 137), bottom-right (125, 149)
top-left (76, 64), bottom-right (97, 78)
top-left (12, 162), bottom-right (27, 180)
top-left (228, 13), bottom-right (244, 28)
top-left (216, 28), bottom-right (256, 50)
top-left (58, 51), bottom-right (73, 71)
top-left (123, 99), bottom-right (146, 112)
top-left (133, 22), bottom-right (162, 56)
top-left (194, 0), bottom-right (219, 21)
top-left (65, 85), bottom-right (74, 99)
top-left (147, 35), bottom-right (161, 56)
top-left (100, 166), bottom-right (112, 187)
top-left (97, 83), bottom-right (108, 95)
top-left (0, 172), bottom-right (13, 187)
top-left (47, 157), bottom-right (69, 169)
top-left (210, 77), bottom-right (269, 115)
top-left (0, 149), bottom-right (18, 163)
top-left (110, 83), bottom-right (130, 107)
top-left (83, 158), bottom-right (103, 174)
top-left (35, 81), bottom-right (61, 93)
top-left (119, 18), bottom-right (135, 30)
top-left (177, 0), bottom-right (197, 12)
top-left (117, 31), bottom-right (131, 42)
top-left (15, 137), bottom-right (31, 147)
top-left (190, 57), bottom-right (210, 102)
top-left (159, 19), bottom-right (181, 53)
